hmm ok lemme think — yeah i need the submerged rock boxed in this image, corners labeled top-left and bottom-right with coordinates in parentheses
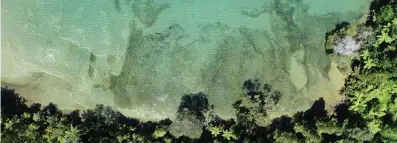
top-left (131, 0), bottom-right (170, 27)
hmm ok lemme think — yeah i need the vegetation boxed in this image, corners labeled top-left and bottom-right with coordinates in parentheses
top-left (325, 0), bottom-right (397, 141)
top-left (0, 85), bottom-right (382, 143)
top-left (2, 0), bottom-right (397, 142)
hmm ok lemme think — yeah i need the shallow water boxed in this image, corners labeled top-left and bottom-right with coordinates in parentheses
top-left (2, 0), bottom-right (371, 120)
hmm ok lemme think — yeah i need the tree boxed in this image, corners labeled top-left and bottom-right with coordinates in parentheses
top-left (377, 30), bottom-right (393, 44)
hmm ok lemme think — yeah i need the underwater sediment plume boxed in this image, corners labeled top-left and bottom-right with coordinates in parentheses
top-left (2, 0), bottom-right (371, 122)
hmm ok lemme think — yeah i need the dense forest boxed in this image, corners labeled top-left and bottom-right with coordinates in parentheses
top-left (1, 0), bottom-right (396, 142)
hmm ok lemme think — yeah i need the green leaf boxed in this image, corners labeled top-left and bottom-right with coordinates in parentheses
top-left (153, 128), bottom-right (167, 139)
top-left (209, 126), bottom-right (222, 137)
top-left (364, 58), bottom-right (377, 69)
top-left (368, 121), bottom-right (381, 134)
top-left (222, 129), bottom-right (237, 141)
top-left (360, 49), bottom-right (370, 60)
top-left (377, 30), bottom-right (394, 44)
top-left (393, 18), bottom-right (397, 25)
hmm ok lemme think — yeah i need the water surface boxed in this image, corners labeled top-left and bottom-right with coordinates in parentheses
top-left (1, 0), bottom-right (371, 120)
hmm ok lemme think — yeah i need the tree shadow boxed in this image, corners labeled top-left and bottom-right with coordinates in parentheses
top-left (177, 92), bottom-right (209, 121)
top-left (303, 97), bottom-right (327, 121)
top-left (269, 115), bottom-right (294, 132)
top-left (42, 103), bottom-right (61, 117)
top-left (29, 103), bottom-right (42, 113)
top-left (333, 102), bottom-right (350, 123)
top-left (69, 110), bottom-right (82, 126)
top-left (242, 79), bottom-right (281, 105)
top-left (243, 79), bottom-right (262, 97)
top-left (1, 87), bottom-right (29, 117)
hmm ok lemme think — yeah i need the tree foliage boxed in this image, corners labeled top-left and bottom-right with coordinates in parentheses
top-left (329, 0), bottom-right (397, 142)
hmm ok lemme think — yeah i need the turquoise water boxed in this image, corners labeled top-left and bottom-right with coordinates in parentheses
top-left (2, 0), bottom-right (371, 120)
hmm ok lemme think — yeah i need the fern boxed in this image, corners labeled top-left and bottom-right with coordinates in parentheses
top-left (222, 129), bottom-right (237, 141)
top-left (209, 126), bottom-right (222, 137)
